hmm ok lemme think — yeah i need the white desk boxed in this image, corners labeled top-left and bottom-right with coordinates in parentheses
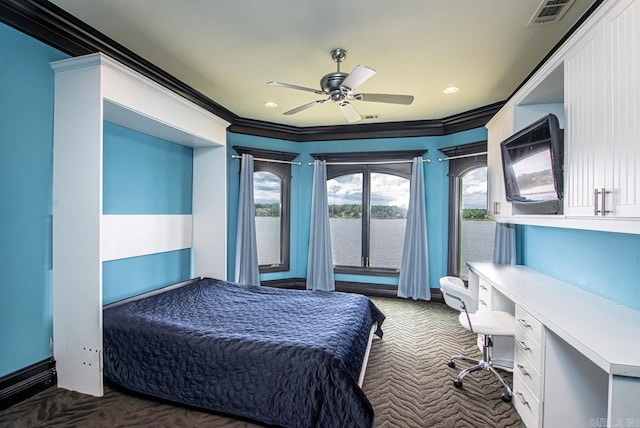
top-left (468, 262), bottom-right (640, 428)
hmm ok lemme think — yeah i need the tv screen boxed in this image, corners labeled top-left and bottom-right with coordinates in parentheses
top-left (500, 114), bottom-right (563, 205)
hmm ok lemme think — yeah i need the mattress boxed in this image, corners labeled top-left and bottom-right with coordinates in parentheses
top-left (103, 278), bottom-right (385, 427)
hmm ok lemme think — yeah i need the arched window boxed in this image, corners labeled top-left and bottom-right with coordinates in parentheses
top-left (327, 169), bottom-right (410, 272)
top-left (314, 150), bottom-right (424, 276)
top-left (233, 146), bottom-right (297, 273)
top-left (441, 142), bottom-right (495, 279)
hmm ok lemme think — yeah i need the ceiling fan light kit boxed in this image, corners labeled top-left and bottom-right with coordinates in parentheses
top-left (268, 48), bottom-right (414, 123)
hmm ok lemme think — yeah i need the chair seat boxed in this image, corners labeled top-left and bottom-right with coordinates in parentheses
top-left (458, 310), bottom-right (515, 336)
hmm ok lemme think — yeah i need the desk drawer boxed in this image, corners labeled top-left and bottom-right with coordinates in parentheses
top-left (513, 372), bottom-right (542, 428)
top-left (515, 306), bottom-right (544, 345)
top-left (514, 347), bottom-right (543, 398)
top-left (515, 324), bottom-right (544, 372)
top-left (478, 280), bottom-right (492, 311)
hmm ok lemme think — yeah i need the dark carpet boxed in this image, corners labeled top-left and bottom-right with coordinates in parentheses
top-left (0, 297), bottom-right (524, 427)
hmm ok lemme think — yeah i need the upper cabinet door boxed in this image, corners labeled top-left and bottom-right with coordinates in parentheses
top-left (564, 21), bottom-right (607, 217)
top-left (604, 0), bottom-right (640, 217)
top-left (486, 107), bottom-right (513, 218)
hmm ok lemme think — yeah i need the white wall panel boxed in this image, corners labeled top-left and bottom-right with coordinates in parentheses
top-left (101, 215), bottom-right (193, 261)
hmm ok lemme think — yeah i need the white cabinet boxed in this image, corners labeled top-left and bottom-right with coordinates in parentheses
top-left (51, 53), bottom-right (229, 397)
top-left (512, 306), bottom-right (545, 428)
top-left (604, 0), bottom-right (640, 217)
top-left (486, 108), bottom-right (513, 218)
top-left (564, 20), bottom-right (606, 217)
top-left (565, 0), bottom-right (640, 218)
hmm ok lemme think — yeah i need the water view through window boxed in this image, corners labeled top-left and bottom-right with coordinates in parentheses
top-left (460, 167), bottom-right (495, 277)
top-left (254, 165), bottom-right (494, 276)
top-left (327, 172), bottom-right (410, 269)
top-left (254, 170), bottom-right (281, 266)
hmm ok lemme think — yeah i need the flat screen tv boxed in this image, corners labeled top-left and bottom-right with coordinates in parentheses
top-left (500, 114), bottom-right (563, 214)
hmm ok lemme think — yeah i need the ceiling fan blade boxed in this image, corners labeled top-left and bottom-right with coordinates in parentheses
top-left (267, 81), bottom-right (324, 95)
top-left (353, 93), bottom-right (415, 105)
top-left (283, 99), bottom-right (328, 115)
top-left (339, 102), bottom-right (361, 123)
top-left (340, 65), bottom-right (376, 92)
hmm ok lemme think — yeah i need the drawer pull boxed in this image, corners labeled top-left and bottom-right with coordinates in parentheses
top-left (515, 391), bottom-right (530, 407)
top-left (517, 318), bottom-right (532, 328)
top-left (517, 340), bottom-right (531, 351)
top-left (479, 299), bottom-right (487, 307)
top-left (480, 284), bottom-right (488, 291)
top-left (516, 363), bottom-right (531, 377)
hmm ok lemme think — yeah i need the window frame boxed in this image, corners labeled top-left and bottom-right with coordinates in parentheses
top-left (440, 141), bottom-right (488, 278)
top-left (233, 146), bottom-right (298, 273)
top-left (313, 150), bottom-right (426, 277)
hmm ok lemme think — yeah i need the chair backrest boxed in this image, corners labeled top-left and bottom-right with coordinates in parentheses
top-left (439, 276), bottom-right (478, 314)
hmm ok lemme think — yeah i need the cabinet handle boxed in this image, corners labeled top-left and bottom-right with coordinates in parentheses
top-left (517, 340), bottom-right (531, 351)
top-left (480, 284), bottom-right (487, 291)
top-left (517, 318), bottom-right (531, 328)
top-left (479, 299), bottom-right (487, 307)
top-left (516, 363), bottom-right (531, 377)
top-left (495, 201), bottom-right (500, 215)
top-left (515, 391), bottom-right (530, 407)
top-left (595, 188), bottom-right (612, 216)
top-left (601, 188), bottom-right (612, 216)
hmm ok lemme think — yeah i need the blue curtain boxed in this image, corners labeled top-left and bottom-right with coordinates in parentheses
top-left (306, 160), bottom-right (335, 291)
top-left (493, 223), bottom-right (517, 264)
top-left (398, 157), bottom-right (430, 300)
top-left (234, 154), bottom-right (260, 285)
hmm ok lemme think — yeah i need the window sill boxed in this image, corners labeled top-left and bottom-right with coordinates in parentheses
top-left (259, 264), bottom-right (289, 273)
top-left (333, 266), bottom-right (400, 277)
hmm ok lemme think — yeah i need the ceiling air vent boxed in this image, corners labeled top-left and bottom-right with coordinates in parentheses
top-left (528, 0), bottom-right (575, 26)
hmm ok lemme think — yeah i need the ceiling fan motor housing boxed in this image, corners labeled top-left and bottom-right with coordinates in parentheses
top-left (321, 72), bottom-right (349, 101)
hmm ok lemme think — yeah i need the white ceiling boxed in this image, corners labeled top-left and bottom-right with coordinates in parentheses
top-left (50, 0), bottom-right (597, 128)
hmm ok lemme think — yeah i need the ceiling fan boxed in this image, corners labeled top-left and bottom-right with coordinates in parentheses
top-left (267, 48), bottom-right (414, 123)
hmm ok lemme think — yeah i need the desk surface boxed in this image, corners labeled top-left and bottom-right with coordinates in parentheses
top-left (468, 262), bottom-right (640, 377)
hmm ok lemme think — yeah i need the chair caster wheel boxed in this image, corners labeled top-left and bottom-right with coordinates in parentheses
top-left (501, 393), bottom-right (512, 403)
top-left (453, 379), bottom-right (463, 389)
top-left (448, 361), bottom-right (456, 368)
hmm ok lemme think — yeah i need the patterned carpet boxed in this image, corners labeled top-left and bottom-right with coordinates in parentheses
top-left (0, 297), bottom-right (524, 428)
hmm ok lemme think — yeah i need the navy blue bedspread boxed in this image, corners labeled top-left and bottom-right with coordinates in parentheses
top-left (103, 278), bottom-right (385, 427)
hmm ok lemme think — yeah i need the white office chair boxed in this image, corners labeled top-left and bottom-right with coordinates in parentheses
top-left (440, 276), bottom-right (515, 402)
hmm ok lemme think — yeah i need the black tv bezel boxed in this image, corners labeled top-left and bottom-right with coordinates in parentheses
top-left (500, 113), bottom-right (564, 205)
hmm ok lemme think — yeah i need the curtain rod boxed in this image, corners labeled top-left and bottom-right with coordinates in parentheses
top-left (231, 154), bottom-right (301, 165)
top-left (437, 151), bottom-right (487, 162)
top-left (307, 158), bottom-right (431, 166)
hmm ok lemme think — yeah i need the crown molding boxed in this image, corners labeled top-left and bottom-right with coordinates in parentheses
top-left (1, 0), bottom-right (503, 141)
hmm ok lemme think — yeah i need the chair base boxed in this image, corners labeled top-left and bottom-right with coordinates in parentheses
top-left (447, 337), bottom-right (513, 403)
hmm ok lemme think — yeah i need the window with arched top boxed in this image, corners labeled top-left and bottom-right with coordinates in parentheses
top-left (314, 150), bottom-right (425, 277)
top-left (441, 142), bottom-right (495, 279)
top-left (234, 146), bottom-right (297, 273)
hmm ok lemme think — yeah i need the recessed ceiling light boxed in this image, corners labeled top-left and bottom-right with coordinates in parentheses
top-left (264, 101), bottom-right (278, 108)
top-left (443, 86), bottom-right (460, 94)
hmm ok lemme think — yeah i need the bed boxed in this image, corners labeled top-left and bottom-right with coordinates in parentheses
top-left (102, 278), bottom-right (385, 427)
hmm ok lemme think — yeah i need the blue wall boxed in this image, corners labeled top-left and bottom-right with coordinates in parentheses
top-left (102, 122), bottom-right (194, 304)
top-left (0, 23), bottom-right (68, 376)
top-left (520, 225), bottom-right (640, 311)
top-left (226, 129), bottom-right (488, 289)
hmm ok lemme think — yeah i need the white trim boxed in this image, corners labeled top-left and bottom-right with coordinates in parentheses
top-left (101, 215), bottom-right (192, 261)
